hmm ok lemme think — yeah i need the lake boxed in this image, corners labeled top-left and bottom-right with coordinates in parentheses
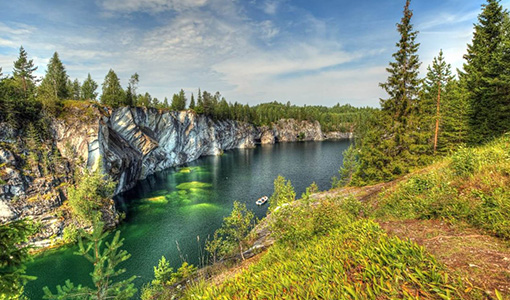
top-left (24, 140), bottom-right (350, 298)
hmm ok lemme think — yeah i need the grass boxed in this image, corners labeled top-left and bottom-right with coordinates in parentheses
top-left (184, 219), bottom-right (473, 299)
top-left (374, 134), bottom-right (510, 239)
top-left (60, 100), bottom-right (102, 123)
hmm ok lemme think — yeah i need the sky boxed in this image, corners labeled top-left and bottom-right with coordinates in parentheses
top-left (0, 0), bottom-right (508, 107)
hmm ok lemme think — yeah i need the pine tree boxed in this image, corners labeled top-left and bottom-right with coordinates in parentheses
top-left (460, 0), bottom-right (509, 143)
top-left (196, 88), bottom-right (204, 114)
top-left (125, 73), bottom-right (139, 107)
top-left (12, 46), bottom-right (38, 96)
top-left (422, 50), bottom-right (455, 154)
top-left (81, 73), bottom-right (98, 100)
top-left (101, 69), bottom-right (125, 108)
top-left (217, 201), bottom-right (255, 260)
top-left (170, 89), bottom-right (187, 111)
top-left (189, 93), bottom-right (196, 109)
top-left (351, 0), bottom-right (424, 184)
top-left (38, 52), bottom-right (69, 113)
top-left (40, 52), bottom-right (69, 99)
top-left (0, 220), bottom-right (36, 299)
top-left (71, 78), bottom-right (81, 100)
top-left (43, 222), bottom-right (136, 300)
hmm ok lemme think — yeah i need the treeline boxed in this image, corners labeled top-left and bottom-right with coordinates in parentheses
top-left (340, 0), bottom-right (510, 186)
top-left (0, 51), bottom-right (372, 133)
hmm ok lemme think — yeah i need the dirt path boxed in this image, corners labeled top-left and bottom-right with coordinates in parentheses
top-left (379, 219), bottom-right (510, 298)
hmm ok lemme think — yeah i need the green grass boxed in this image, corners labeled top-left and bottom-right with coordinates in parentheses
top-left (375, 134), bottom-right (510, 239)
top-left (184, 219), bottom-right (471, 299)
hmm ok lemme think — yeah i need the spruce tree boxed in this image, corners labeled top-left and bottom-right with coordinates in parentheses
top-left (0, 220), bottom-right (36, 299)
top-left (189, 93), bottom-right (196, 109)
top-left (440, 80), bottom-right (470, 152)
top-left (40, 52), bottom-right (70, 99)
top-left (43, 222), bottom-right (136, 300)
top-left (422, 50), bottom-right (455, 154)
top-left (379, 0), bottom-right (421, 131)
top-left (196, 88), bottom-right (204, 114)
top-left (12, 46), bottom-right (38, 96)
top-left (202, 90), bottom-right (213, 116)
top-left (352, 0), bottom-right (424, 184)
top-left (101, 69), bottom-right (125, 108)
top-left (38, 52), bottom-right (69, 113)
top-left (170, 89), bottom-right (187, 111)
top-left (81, 73), bottom-right (98, 100)
top-left (461, 0), bottom-right (508, 143)
top-left (72, 78), bottom-right (81, 100)
top-left (125, 73), bottom-right (139, 107)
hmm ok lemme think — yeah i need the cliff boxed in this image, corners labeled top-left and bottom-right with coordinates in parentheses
top-left (0, 102), bottom-right (351, 245)
top-left (54, 106), bottom-right (258, 194)
top-left (258, 119), bottom-right (324, 144)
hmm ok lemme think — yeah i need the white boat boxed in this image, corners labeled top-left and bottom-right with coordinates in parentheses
top-left (256, 196), bottom-right (268, 205)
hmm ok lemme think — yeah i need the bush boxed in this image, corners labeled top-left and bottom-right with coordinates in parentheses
top-left (62, 223), bottom-right (79, 244)
top-left (270, 199), bottom-right (353, 246)
top-left (67, 167), bottom-right (115, 223)
top-left (268, 176), bottom-right (295, 212)
top-left (450, 146), bottom-right (477, 177)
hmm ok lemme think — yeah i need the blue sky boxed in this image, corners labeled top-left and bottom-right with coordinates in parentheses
top-left (0, 0), bottom-right (507, 107)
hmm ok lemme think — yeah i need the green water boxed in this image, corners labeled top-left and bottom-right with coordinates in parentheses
top-left (24, 140), bottom-right (350, 298)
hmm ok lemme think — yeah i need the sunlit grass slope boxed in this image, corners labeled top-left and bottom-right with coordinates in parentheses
top-left (375, 134), bottom-right (510, 239)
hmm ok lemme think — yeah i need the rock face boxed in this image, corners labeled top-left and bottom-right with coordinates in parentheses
top-left (325, 131), bottom-right (354, 140)
top-left (54, 106), bottom-right (258, 194)
top-left (0, 103), bottom-right (351, 246)
top-left (101, 107), bottom-right (257, 193)
top-left (258, 119), bottom-right (324, 144)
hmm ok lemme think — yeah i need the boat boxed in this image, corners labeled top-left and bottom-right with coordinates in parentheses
top-left (256, 196), bottom-right (269, 205)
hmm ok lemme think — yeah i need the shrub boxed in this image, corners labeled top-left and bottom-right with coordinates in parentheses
top-left (67, 167), bottom-right (115, 223)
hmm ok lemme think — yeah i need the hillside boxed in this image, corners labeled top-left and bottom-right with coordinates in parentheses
top-left (173, 134), bottom-right (510, 299)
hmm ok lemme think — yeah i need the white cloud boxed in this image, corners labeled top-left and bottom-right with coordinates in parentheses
top-left (98, 0), bottom-right (208, 13)
top-left (259, 20), bottom-right (280, 41)
top-left (418, 10), bottom-right (479, 30)
top-left (263, 0), bottom-right (278, 15)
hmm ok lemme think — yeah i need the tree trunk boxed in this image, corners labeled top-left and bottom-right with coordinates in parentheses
top-left (434, 81), bottom-right (441, 154)
top-left (239, 242), bottom-right (245, 261)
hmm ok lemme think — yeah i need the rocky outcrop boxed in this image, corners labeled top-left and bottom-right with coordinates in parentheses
top-left (325, 131), bottom-right (354, 140)
top-left (258, 119), bottom-right (324, 144)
